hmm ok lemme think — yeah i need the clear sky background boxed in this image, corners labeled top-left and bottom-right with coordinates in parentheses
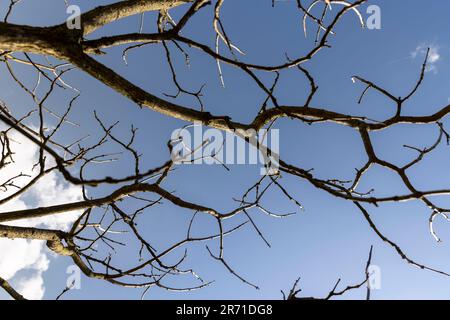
top-left (2, 0), bottom-right (450, 300)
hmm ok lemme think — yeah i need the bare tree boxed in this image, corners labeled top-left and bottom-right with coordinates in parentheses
top-left (283, 246), bottom-right (374, 300)
top-left (0, 0), bottom-right (449, 300)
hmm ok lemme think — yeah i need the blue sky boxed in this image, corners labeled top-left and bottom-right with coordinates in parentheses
top-left (2, 0), bottom-right (450, 300)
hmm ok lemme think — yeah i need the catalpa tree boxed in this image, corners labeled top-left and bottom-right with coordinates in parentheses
top-left (0, 0), bottom-right (447, 300)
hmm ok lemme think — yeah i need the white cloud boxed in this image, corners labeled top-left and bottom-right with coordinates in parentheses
top-left (411, 44), bottom-right (441, 73)
top-left (0, 239), bottom-right (46, 280)
top-left (0, 128), bottom-right (82, 300)
top-left (27, 171), bottom-right (83, 230)
top-left (16, 272), bottom-right (46, 300)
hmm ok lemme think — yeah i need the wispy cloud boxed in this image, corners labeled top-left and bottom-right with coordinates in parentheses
top-left (0, 128), bottom-right (82, 300)
top-left (411, 44), bottom-right (441, 73)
